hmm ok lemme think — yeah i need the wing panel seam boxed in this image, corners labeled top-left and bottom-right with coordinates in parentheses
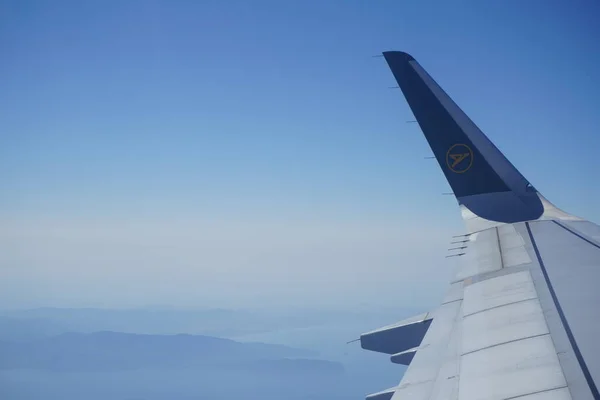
top-left (462, 297), bottom-right (536, 318)
top-left (496, 226), bottom-right (504, 268)
top-left (503, 385), bottom-right (569, 400)
top-left (460, 332), bottom-right (548, 357)
top-left (441, 298), bottom-right (463, 306)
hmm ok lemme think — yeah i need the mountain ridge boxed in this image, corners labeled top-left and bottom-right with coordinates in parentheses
top-left (0, 330), bottom-right (343, 373)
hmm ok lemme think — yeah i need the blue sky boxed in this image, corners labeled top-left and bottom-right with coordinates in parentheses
top-left (1, 1), bottom-right (599, 309)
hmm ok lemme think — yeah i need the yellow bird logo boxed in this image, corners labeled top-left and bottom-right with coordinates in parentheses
top-left (446, 144), bottom-right (473, 173)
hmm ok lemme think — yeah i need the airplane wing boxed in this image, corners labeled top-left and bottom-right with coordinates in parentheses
top-left (359, 51), bottom-right (600, 400)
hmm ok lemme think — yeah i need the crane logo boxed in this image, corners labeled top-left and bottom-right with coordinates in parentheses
top-left (446, 144), bottom-right (473, 173)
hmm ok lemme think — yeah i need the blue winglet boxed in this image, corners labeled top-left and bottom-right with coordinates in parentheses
top-left (383, 51), bottom-right (543, 223)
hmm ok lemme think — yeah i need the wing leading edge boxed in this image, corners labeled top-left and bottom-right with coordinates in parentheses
top-left (358, 52), bottom-right (600, 400)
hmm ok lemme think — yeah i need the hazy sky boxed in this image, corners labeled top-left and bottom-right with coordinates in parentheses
top-left (1, 1), bottom-right (599, 309)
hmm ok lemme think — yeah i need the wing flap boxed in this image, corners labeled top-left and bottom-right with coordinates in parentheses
top-left (366, 387), bottom-right (397, 400)
top-left (390, 347), bottom-right (417, 365)
top-left (360, 313), bottom-right (433, 355)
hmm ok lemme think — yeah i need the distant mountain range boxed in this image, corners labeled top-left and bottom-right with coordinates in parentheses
top-left (0, 307), bottom-right (407, 400)
top-left (0, 331), bottom-right (342, 373)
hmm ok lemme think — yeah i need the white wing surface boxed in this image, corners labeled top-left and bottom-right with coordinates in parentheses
top-left (359, 52), bottom-right (600, 400)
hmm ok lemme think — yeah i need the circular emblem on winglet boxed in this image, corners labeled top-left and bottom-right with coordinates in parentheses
top-left (446, 144), bottom-right (473, 173)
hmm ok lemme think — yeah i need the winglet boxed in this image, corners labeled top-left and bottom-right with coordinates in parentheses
top-left (382, 51), bottom-right (544, 224)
